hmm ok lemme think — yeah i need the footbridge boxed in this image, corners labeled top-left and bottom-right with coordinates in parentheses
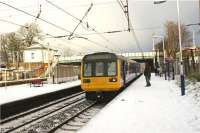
top-left (59, 52), bottom-right (155, 65)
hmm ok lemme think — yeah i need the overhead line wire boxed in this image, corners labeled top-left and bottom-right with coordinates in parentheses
top-left (117, 0), bottom-right (130, 31)
top-left (0, 1), bottom-right (116, 53)
top-left (0, 19), bottom-right (28, 28)
top-left (68, 3), bottom-right (93, 40)
top-left (46, 0), bottom-right (118, 52)
top-left (46, 29), bottom-right (128, 37)
top-left (129, 24), bottom-right (144, 57)
top-left (0, 1), bottom-right (109, 52)
top-left (0, 18), bottom-right (90, 52)
top-left (45, 33), bottom-right (92, 52)
top-left (46, 0), bottom-right (80, 22)
top-left (0, 1), bottom-right (77, 35)
top-left (47, 27), bottom-right (160, 37)
top-left (116, 0), bottom-right (144, 58)
top-left (117, 0), bottom-right (125, 12)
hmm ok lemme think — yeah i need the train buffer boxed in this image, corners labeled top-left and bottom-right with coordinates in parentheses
top-left (30, 79), bottom-right (43, 87)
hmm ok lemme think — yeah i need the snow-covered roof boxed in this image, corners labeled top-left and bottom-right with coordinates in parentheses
top-left (25, 42), bottom-right (57, 51)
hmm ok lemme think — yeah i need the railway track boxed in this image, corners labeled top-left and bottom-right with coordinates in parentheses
top-left (54, 103), bottom-right (104, 133)
top-left (1, 92), bottom-right (94, 133)
top-left (15, 100), bottom-right (97, 133)
top-left (1, 92), bottom-right (84, 124)
top-left (1, 85), bottom-right (82, 119)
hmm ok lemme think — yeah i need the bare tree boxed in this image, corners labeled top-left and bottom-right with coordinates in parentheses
top-left (0, 34), bottom-right (9, 66)
top-left (0, 33), bottom-right (23, 68)
top-left (7, 32), bottom-right (24, 68)
top-left (18, 22), bottom-right (42, 47)
top-left (164, 21), bottom-right (191, 58)
top-left (0, 22), bottom-right (43, 68)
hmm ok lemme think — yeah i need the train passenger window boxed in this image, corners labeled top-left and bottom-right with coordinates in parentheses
top-left (83, 63), bottom-right (92, 76)
top-left (108, 61), bottom-right (116, 76)
top-left (95, 62), bottom-right (104, 76)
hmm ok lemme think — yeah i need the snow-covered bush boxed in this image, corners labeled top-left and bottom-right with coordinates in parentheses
top-left (185, 79), bottom-right (200, 107)
top-left (187, 73), bottom-right (200, 82)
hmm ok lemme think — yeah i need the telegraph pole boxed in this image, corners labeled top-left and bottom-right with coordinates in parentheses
top-left (125, 0), bottom-right (130, 31)
top-left (199, 0), bottom-right (200, 22)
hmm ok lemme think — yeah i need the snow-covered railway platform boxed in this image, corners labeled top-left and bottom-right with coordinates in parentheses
top-left (78, 75), bottom-right (200, 133)
top-left (0, 80), bottom-right (80, 105)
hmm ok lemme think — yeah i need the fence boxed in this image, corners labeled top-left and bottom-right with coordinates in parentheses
top-left (155, 59), bottom-right (199, 81)
top-left (53, 64), bottom-right (80, 83)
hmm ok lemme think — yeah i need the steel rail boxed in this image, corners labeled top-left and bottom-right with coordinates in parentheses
top-left (1, 91), bottom-right (84, 124)
top-left (2, 93), bottom-right (85, 133)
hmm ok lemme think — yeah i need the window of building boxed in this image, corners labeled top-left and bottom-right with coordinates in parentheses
top-left (31, 52), bottom-right (34, 59)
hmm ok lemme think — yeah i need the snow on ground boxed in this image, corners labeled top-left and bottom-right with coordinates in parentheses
top-left (184, 80), bottom-right (200, 107)
top-left (78, 75), bottom-right (200, 133)
top-left (0, 80), bottom-right (80, 105)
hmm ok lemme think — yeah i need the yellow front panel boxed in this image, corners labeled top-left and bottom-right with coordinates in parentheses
top-left (81, 60), bottom-right (122, 92)
top-left (81, 77), bottom-right (121, 91)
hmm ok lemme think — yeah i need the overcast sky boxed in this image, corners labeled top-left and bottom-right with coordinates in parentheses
top-left (0, 0), bottom-right (199, 55)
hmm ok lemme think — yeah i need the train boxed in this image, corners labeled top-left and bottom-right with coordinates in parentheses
top-left (80, 52), bottom-right (141, 100)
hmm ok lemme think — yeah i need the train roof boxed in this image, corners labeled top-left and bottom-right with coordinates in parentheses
top-left (83, 52), bottom-right (117, 61)
top-left (82, 52), bottom-right (137, 63)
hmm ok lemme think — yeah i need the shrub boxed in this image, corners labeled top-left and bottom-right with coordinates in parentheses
top-left (187, 73), bottom-right (200, 82)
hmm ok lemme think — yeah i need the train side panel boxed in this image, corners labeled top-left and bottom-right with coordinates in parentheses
top-left (125, 61), bottom-right (140, 84)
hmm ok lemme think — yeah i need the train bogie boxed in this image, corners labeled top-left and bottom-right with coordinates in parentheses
top-left (85, 92), bottom-right (99, 101)
top-left (85, 91), bottom-right (118, 101)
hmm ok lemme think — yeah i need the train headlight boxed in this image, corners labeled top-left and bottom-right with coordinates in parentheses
top-left (83, 79), bottom-right (91, 83)
top-left (109, 77), bottom-right (117, 82)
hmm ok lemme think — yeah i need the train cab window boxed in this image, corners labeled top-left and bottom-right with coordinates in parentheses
top-left (95, 62), bottom-right (104, 76)
top-left (83, 63), bottom-right (92, 77)
top-left (107, 61), bottom-right (116, 76)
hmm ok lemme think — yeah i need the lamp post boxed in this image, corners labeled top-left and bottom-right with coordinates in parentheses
top-left (152, 37), bottom-right (155, 51)
top-left (152, 35), bottom-right (166, 80)
top-left (154, 0), bottom-right (185, 95)
top-left (176, 0), bottom-right (185, 95)
top-left (54, 53), bottom-right (60, 84)
top-left (152, 38), bottom-right (155, 72)
top-left (4, 67), bottom-right (7, 89)
top-left (47, 43), bottom-right (51, 80)
top-left (192, 30), bottom-right (196, 48)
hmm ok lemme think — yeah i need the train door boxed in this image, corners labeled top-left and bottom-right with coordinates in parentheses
top-left (120, 60), bottom-right (126, 87)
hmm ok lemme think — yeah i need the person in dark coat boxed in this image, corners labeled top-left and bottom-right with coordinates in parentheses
top-left (144, 62), bottom-right (151, 87)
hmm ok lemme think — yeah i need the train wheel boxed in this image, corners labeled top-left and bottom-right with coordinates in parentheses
top-left (85, 92), bottom-right (97, 101)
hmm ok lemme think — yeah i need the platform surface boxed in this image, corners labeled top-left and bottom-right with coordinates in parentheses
top-left (78, 75), bottom-right (200, 133)
top-left (0, 80), bottom-right (80, 105)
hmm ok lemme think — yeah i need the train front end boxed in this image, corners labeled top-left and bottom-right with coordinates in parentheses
top-left (81, 52), bottom-right (122, 92)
